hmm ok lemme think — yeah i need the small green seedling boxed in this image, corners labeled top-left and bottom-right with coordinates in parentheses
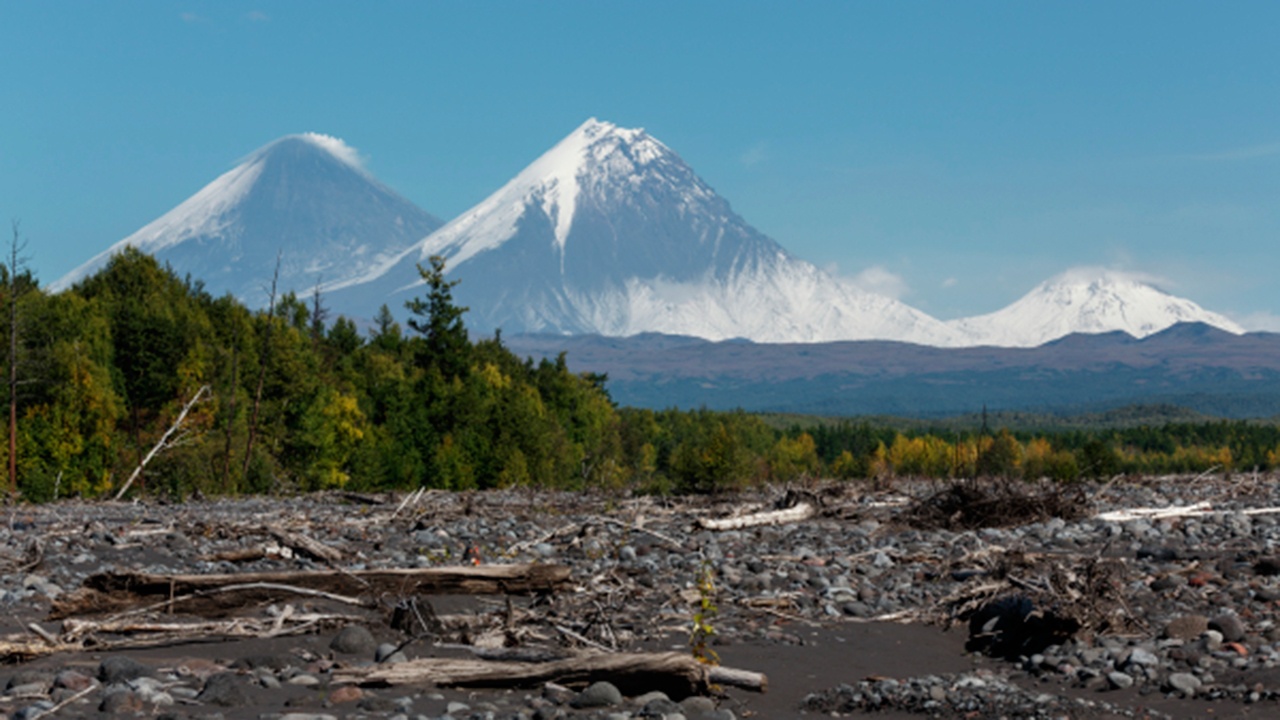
top-left (689, 560), bottom-right (720, 666)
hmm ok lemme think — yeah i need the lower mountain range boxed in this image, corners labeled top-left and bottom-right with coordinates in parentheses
top-left (505, 323), bottom-right (1280, 418)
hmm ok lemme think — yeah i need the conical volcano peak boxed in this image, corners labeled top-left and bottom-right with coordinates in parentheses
top-left (574, 117), bottom-right (644, 144)
top-left (51, 132), bottom-right (440, 300)
top-left (577, 116), bottom-right (616, 137)
top-left (333, 117), bottom-right (966, 346)
top-left (529, 118), bottom-right (671, 191)
top-left (413, 118), bottom-right (692, 265)
top-left (571, 117), bottom-right (667, 169)
top-left (245, 132), bottom-right (370, 176)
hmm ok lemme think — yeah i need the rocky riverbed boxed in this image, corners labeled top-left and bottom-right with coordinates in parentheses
top-left (2, 475), bottom-right (1280, 718)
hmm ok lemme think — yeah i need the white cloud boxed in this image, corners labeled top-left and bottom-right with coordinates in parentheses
top-left (1234, 311), bottom-right (1280, 333)
top-left (180, 12), bottom-right (208, 24)
top-left (1054, 265), bottom-right (1170, 290)
top-left (247, 10), bottom-right (270, 22)
top-left (740, 142), bottom-right (768, 168)
top-left (296, 133), bottom-right (366, 171)
top-left (848, 265), bottom-right (909, 300)
top-left (1185, 141), bottom-right (1280, 162)
top-left (941, 277), bottom-right (958, 289)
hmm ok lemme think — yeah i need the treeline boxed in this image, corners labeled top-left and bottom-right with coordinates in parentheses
top-left (797, 420), bottom-right (1280, 482)
top-left (6, 250), bottom-right (638, 499)
top-left (4, 248), bottom-right (1280, 500)
top-left (1, 249), bottom-right (838, 499)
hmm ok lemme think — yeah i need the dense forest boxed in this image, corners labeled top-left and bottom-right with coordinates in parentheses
top-left (4, 248), bottom-right (1280, 501)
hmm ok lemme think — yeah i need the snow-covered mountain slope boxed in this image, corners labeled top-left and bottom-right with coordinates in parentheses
top-left (50, 124), bottom-right (1248, 350)
top-left (331, 118), bottom-right (967, 346)
top-left (50, 134), bottom-right (442, 305)
top-left (948, 269), bottom-right (1246, 347)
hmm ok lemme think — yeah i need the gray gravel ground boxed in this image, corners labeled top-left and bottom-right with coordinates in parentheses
top-left (1, 475), bottom-right (1279, 718)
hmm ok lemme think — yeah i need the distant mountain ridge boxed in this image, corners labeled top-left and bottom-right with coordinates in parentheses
top-left (53, 121), bottom-right (1245, 348)
top-left (505, 323), bottom-right (1280, 417)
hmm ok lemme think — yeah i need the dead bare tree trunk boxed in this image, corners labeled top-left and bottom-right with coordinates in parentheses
top-left (114, 385), bottom-right (210, 500)
top-left (242, 252), bottom-right (281, 482)
top-left (219, 321), bottom-right (241, 493)
top-left (310, 276), bottom-right (328, 350)
top-left (6, 221), bottom-right (26, 499)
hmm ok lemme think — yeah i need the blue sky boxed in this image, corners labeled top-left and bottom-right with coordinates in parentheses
top-left (3, 1), bottom-right (1278, 326)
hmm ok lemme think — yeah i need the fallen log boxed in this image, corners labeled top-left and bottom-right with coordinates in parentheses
top-left (0, 637), bottom-right (79, 663)
top-left (333, 650), bottom-right (766, 697)
top-left (267, 526), bottom-right (344, 563)
top-left (0, 605), bottom-right (371, 662)
top-left (698, 502), bottom-right (814, 531)
top-left (50, 564), bottom-right (572, 619)
top-left (207, 547), bottom-right (269, 563)
top-left (1094, 502), bottom-right (1280, 522)
top-left (60, 611), bottom-right (363, 643)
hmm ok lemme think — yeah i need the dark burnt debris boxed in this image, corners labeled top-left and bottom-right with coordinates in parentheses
top-left (903, 477), bottom-right (1091, 531)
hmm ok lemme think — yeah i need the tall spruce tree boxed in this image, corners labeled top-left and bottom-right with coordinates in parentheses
top-left (405, 255), bottom-right (470, 379)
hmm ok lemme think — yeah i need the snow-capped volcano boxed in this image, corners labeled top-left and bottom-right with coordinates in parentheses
top-left (332, 118), bottom-right (966, 345)
top-left (50, 124), bottom-right (1250, 350)
top-left (948, 269), bottom-right (1245, 347)
top-left (50, 133), bottom-right (442, 304)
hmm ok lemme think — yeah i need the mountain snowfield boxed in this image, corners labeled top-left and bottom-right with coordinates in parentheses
top-left (948, 269), bottom-right (1245, 347)
top-left (49, 133), bottom-right (441, 305)
top-left (329, 118), bottom-right (967, 346)
top-left (54, 120), bottom-right (1246, 348)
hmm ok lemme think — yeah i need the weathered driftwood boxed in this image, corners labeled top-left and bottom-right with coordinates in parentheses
top-left (334, 651), bottom-right (767, 697)
top-left (0, 636), bottom-right (79, 663)
top-left (267, 526), bottom-right (344, 563)
top-left (50, 564), bottom-right (572, 619)
top-left (204, 546), bottom-right (274, 563)
top-left (201, 527), bottom-right (342, 564)
top-left (0, 609), bottom-right (366, 662)
top-left (1094, 501), bottom-right (1280, 523)
top-left (61, 611), bottom-right (362, 642)
top-left (698, 502), bottom-right (814, 531)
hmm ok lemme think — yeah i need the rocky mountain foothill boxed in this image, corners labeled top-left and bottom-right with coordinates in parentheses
top-left (2, 476), bottom-right (1280, 718)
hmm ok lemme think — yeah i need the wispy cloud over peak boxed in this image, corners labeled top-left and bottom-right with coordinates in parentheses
top-left (1234, 311), bottom-right (1280, 333)
top-left (848, 265), bottom-right (909, 299)
top-left (740, 142), bottom-right (768, 168)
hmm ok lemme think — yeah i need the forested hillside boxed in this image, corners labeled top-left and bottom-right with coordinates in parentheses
top-left (5, 248), bottom-right (1280, 501)
top-left (7, 249), bottom-right (627, 499)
